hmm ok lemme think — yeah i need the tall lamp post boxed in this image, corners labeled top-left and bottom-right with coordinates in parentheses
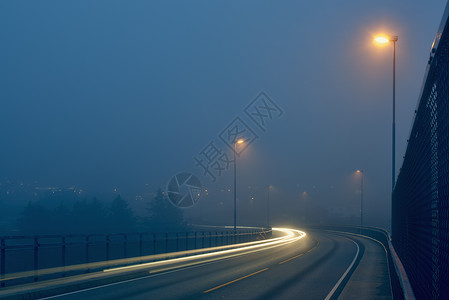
top-left (374, 35), bottom-right (398, 192)
top-left (233, 138), bottom-right (245, 233)
top-left (356, 170), bottom-right (364, 229)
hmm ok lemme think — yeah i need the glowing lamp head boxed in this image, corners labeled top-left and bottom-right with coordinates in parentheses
top-left (374, 36), bottom-right (389, 44)
top-left (356, 170), bottom-right (361, 173)
top-left (237, 139), bottom-right (245, 144)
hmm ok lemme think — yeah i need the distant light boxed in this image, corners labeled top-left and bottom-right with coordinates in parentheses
top-left (356, 170), bottom-right (361, 173)
top-left (374, 36), bottom-right (389, 44)
top-left (237, 139), bottom-right (245, 144)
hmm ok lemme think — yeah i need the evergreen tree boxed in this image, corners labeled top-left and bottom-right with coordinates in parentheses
top-left (146, 189), bottom-right (185, 231)
top-left (17, 202), bottom-right (52, 234)
top-left (108, 195), bottom-right (136, 232)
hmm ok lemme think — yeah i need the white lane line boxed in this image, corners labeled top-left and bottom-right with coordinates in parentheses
top-left (39, 228), bottom-right (305, 299)
top-left (39, 258), bottom-right (229, 299)
top-left (324, 237), bottom-right (360, 300)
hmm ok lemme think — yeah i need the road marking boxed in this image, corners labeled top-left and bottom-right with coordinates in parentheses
top-left (324, 237), bottom-right (360, 300)
top-left (203, 268), bottom-right (269, 293)
top-left (279, 240), bottom-right (320, 265)
top-left (279, 253), bottom-right (303, 264)
top-left (39, 258), bottom-right (239, 300)
top-left (37, 228), bottom-right (305, 299)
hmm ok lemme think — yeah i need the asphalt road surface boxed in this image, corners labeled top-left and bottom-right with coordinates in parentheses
top-left (32, 228), bottom-right (392, 300)
top-left (0, 228), bottom-right (392, 299)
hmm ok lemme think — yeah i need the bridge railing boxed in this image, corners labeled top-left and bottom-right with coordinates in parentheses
top-left (0, 227), bottom-right (271, 287)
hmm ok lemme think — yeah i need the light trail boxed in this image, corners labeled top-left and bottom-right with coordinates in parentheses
top-left (102, 228), bottom-right (306, 274)
top-left (0, 227), bottom-right (305, 285)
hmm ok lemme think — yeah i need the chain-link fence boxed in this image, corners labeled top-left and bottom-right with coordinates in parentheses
top-left (392, 5), bottom-right (449, 299)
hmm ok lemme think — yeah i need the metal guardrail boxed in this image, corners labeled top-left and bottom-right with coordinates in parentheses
top-left (0, 228), bottom-right (271, 287)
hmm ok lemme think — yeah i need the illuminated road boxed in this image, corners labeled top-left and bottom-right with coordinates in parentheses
top-left (0, 228), bottom-right (393, 299)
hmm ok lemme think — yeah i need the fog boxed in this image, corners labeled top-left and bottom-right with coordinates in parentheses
top-left (0, 0), bottom-right (446, 234)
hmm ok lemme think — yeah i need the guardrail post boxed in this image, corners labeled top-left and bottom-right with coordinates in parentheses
top-left (153, 233), bottom-right (156, 254)
top-left (33, 237), bottom-right (39, 282)
top-left (106, 235), bottom-right (110, 261)
top-left (123, 234), bottom-right (127, 258)
top-left (1, 238), bottom-right (5, 287)
top-left (85, 235), bottom-right (90, 273)
top-left (165, 233), bottom-right (168, 253)
top-left (62, 236), bottom-right (66, 277)
top-left (139, 233), bottom-right (143, 257)
top-left (194, 232), bottom-right (197, 249)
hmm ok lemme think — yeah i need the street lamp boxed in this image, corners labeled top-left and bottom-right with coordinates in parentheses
top-left (374, 34), bottom-right (398, 192)
top-left (233, 138), bottom-right (245, 232)
top-left (356, 170), bottom-right (364, 230)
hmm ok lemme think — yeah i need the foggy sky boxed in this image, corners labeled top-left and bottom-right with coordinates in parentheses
top-left (1, 0), bottom-right (447, 229)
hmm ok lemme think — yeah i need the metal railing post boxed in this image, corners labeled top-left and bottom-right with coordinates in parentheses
top-left (194, 232), bottom-right (197, 249)
top-left (106, 235), bottom-right (110, 261)
top-left (1, 238), bottom-right (5, 287)
top-left (139, 233), bottom-right (143, 257)
top-left (165, 233), bottom-right (168, 253)
top-left (33, 237), bottom-right (39, 282)
top-left (85, 235), bottom-right (90, 273)
top-left (153, 233), bottom-right (156, 254)
top-left (62, 236), bottom-right (66, 277)
top-left (123, 234), bottom-right (127, 258)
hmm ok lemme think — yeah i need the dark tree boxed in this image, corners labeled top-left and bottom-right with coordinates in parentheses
top-left (71, 197), bottom-right (107, 233)
top-left (17, 202), bottom-right (52, 234)
top-left (145, 189), bottom-right (186, 231)
top-left (108, 195), bottom-right (136, 232)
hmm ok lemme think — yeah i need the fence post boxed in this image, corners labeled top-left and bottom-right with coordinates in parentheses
top-left (202, 232), bottom-right (205, 248)
top-left (165, 233), bottom-right (168, 253)
top-left (153, 233), bottom-right (156, 254)
top-left (139, 233), bottom-right (143, 257)
top-left (123, 234), bottom-right (127, 258)
top-left (1, 238), bottom-right (5, 287)
top-left (106, 235), bottom-right (110, 261)
top-left (33, 237), bottom-right (39, 282)
top-left (185, 232), bottom-right (188, 250)
top-left (62, 236), bottom-right (66, 277)
top-left (176, 233), bottom-right (179, 252)
top-left (194, 232), bottom-right (197, 249)
top-left (85, 235), bottom-right (90, 273)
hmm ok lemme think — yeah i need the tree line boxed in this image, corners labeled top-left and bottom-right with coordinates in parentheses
top-left (16, 189), bottom-right (186, 235)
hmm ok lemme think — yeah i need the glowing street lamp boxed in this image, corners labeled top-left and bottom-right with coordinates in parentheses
top-left (233, 138), bottom-right (245, 232)
top-left (374, 34), bottom-right (398, 193)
